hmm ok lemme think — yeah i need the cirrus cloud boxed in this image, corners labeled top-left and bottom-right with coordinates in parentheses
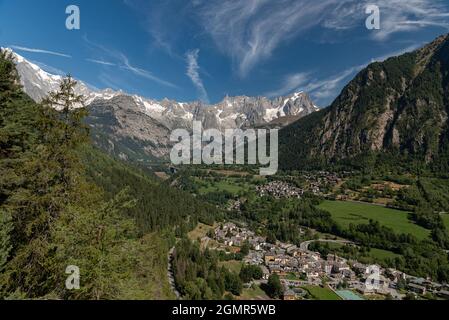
top-left (9, 45), bottom-right (72, 58)
top-left (186, 49), bottom-right (209, 103)
top-left (125, 0), bottom-right (449, 79)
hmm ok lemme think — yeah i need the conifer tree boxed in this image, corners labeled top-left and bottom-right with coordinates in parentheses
top-left (0, 74), bottom-right (90, 297)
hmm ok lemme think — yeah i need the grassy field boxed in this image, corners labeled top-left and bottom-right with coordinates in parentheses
top-left (318, 200), bottom-right (430, 240)
top-left (196, 178), bottom-right (252, 195)
top-left (368, 248), bottom-right (401, 261)
top-left (316, 242), bottom-right (400, 264)
top-left (302, 286), bottom-right (341, 300)
top-left (282, 273), bottom-right (302, 281)
top-left (239, 285), bottom-right (270, 300)
top-left (219, 260), bottom-right (243, 274)
top-left (187, 223), bottom-right (215, 241)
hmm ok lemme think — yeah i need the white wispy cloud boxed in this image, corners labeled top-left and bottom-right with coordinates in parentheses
top-left (197, 0), bottom-right (339, 77)
top-left (98, 73), bottom-right (125, 91)
top-left (83, 36), bottom-right (177, 88)
top-left (324, 0), bottom-right (449, 41)
top-left (268, 43), bottom-right (425, 106)
top-left (118, 53), bottom-right (178, 89)
top-left (30, 60), bottom-right (67, 76)
top-left (196, 0), bottom-right (449, 77)
top-left (186, 49), bottom-right (209, 103)
top-left (124, 0), bottom-right (449, 78)
top-left (86, 58), bottom-right (116, 66)
top-left (305, 66), bottom-right (363, 103)
top-left (9, 45), bottom-right (72, 58)
top-left (265, 73), bottom-right (311, 98)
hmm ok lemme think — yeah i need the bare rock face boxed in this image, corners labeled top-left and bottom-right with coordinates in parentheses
top-left (84, 92), bottom-right (318, 162)
top-left (86, 96), bottom-right (173, 162)
top-left (9, 49), bottom-right (318, 164)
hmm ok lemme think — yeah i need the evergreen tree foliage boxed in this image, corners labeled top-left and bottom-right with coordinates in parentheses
top-left (0, 50), bottom-right (205, 299)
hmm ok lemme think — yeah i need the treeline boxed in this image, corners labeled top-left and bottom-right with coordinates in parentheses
top-left (393, 177), bottom-right (449, 248)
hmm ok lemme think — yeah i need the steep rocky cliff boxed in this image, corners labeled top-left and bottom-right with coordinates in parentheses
top-left (280, 34), bottom-right (449, 170)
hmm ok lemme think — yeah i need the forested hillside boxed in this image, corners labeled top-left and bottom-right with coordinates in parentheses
top-left (80, 146), bottom-right (222, 235)
top-left (0, 50), bottom-right (218, 299)
top-left (279, 34), bottom-right (449, 172)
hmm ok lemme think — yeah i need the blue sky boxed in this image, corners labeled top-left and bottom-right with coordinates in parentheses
top-left (1, 0), bottom-right (449, 107)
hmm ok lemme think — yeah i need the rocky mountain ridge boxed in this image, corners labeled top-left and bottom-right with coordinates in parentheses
top-left (279, 34), bottom-right (449, 170)
top-left (7, 48), bottom-right (318, 163)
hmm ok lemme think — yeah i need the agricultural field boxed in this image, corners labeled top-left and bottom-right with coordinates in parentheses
top-left (218, 260), bottom-right (243, 274)
top-left (302, 286), bottom-right (341, 300)
top-left (314, 242), bottom-right (401, 265)
top-left (203, 169), bottom-right (251, 177)
top-left (238, 285), bottom-right (270, 300)
top-left (318, 200), bottom-right (430, 240)
top-left (187, 222), bottom-right (216, 241)
top-left (368, 248), bottom-right (401, 262)
top-left (194, 177), bottom-right (254, 195)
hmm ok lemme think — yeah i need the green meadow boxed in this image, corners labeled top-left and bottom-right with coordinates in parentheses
top-left (195, 177), bottom-right (252, 195)
top-left (302, 286), bottom-right (341, 300)
top-left (368, 248), bottom-right (401, 262)
top-left (318, 200), bottom-right (430, 240)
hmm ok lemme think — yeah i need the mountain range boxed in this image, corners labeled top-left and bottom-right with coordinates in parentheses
top-left (8, 48), bottom-right (318, 164)
top-left (13, 32), bottom-right (449, 173)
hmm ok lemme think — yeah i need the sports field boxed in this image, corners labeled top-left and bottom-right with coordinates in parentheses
top-left (318, 200), bottom-right (430, 240)
top-left (336, 290), bottom-right (364, 300)
top-left (302, 286), bottom-right (341, 300)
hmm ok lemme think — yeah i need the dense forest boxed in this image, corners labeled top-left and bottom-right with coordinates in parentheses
top-left (81, 146), bottom-right (222, 235)
top-left (0, 50), bottom-right (219, 299)
top-left (172, 238), bottom-right (242, 299)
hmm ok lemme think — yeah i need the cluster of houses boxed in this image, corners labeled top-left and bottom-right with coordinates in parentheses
top-left (300, 171), bottom-right (342, 195)
top-left (404, 276), bottom-right (449, 298)
top-left (214, 222), bottom-right (262, 248)
top-left (227, 199), bottom-right (243, 212)
top-left (254, 172), bottom-right (343, 199)
top-left (256, 181), bottom-right (304, 199)
top-left (213, 222), bottom-right (449, 300)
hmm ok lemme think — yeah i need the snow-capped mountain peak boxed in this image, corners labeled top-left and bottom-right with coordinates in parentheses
top-left (7, 47), bottom-right (318, 131)
top-left (6, 47), bottom-right (319, 160)
top-left (5, 48), bottom-right (123, 105)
